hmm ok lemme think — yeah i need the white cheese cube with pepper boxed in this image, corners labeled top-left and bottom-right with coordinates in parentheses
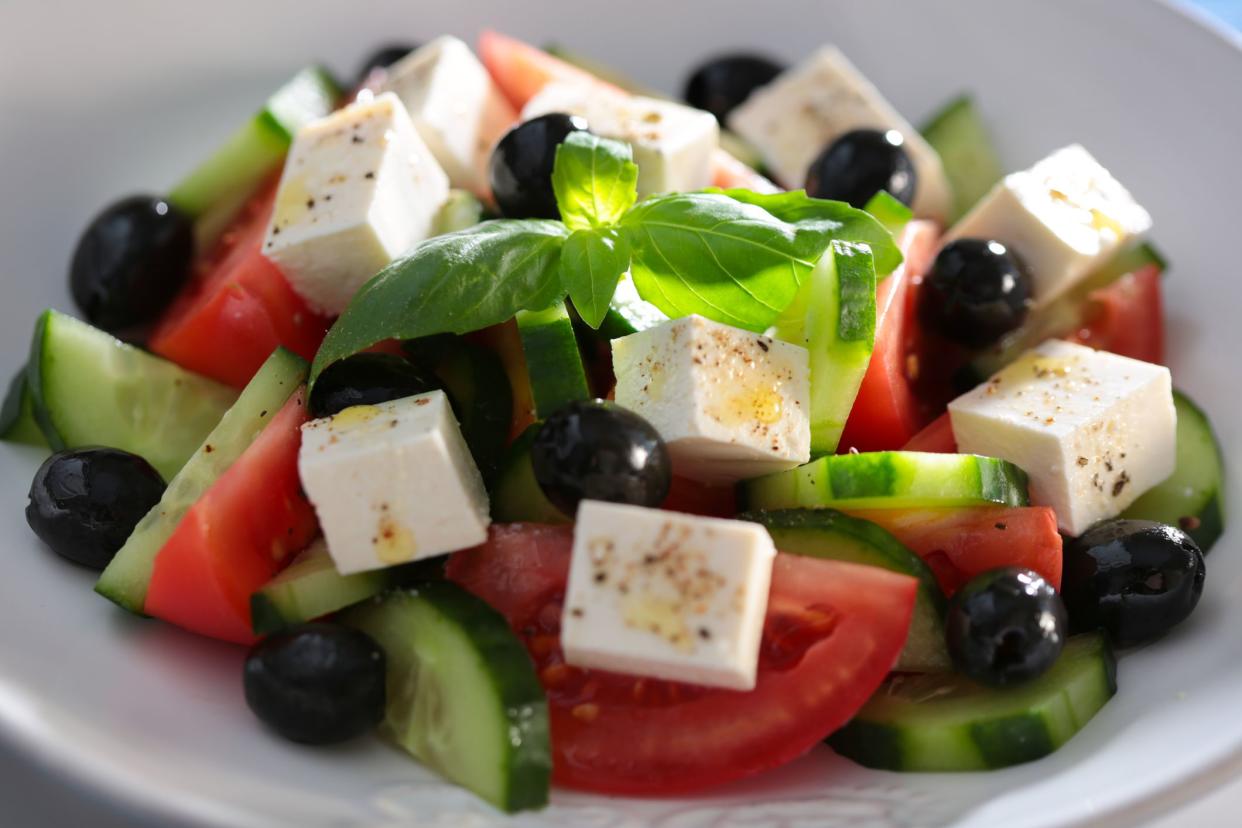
top-left (561, 501), bottom-right (776, 690)
top-left (297, 390), bottom-right (489, 575)
top-left (263, 92), bottom-right (449, 315)
top-left (948, 340), bottom-right (1175, 536)
top-left (521, 81), bottom-right (719, 196)
top-left (945, 144), bottom-right (1153, 307)
top-left (727, 46), bottom-right (951, 222)
top-left (382, 36), bottom-right (516, 196)
top-left (612, 315), bottom-right (811, 484)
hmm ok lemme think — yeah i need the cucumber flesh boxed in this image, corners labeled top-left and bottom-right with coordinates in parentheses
top-left (741, 451), bottom-right (1030, 512)
top-left (920, 95), bottom-right (1004, 222)
top-left (863, 191), bottom-right (914, 237)
top-left (773, 240), bottom-right (877, 455)
top-left (342, 583), bottom-right (551, 813)
top-left (168, 66), bottom-right (340, 238)
top-left (433, 190), bottom-right (485, 235)
top-left (490, 424), bottom-right (569, 524)
top-left (515, 301), bottom-right (590, 418)
top-left (829, 634), bottom-right (1116, 771)
top-left (250, 539), bottom-right (391, 635)
top-left (597, 274), bottom-right (669, 340)
top-left (95, 348), bottom-right (308, 613)
top-left (1123, 390), bottom-right (1225, 551)
top-left (0, 368), bottom-right (46, 447)
top-left (741, 509), bottom-right (949, 672)
top-left (27, 310), bottom-right (237, 479)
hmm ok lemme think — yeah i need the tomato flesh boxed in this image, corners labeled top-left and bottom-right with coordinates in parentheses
top-left (149, 180), bottom-right (332, 389)
top-left (1069, 264), bottom-right (1165, 364)
top-left (446, 524), bottom-right (916, 794)
top-left (902, 412), bottom-right (957, 453)
top-left (845, 506), bottom-right (1062, 596)
top-left (144, 392), bottom-right (319, 644)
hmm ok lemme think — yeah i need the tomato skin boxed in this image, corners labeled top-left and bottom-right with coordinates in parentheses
top-left (661, 476), bottom-right (737, 518)
top-left (902, 412), bottom-right (957, 453)
top-left (478, 30), bottom-right (621, 110)
top-left (1069, 264), bottom-right (1165, 364)
top-left (447, 524), bottom-right (916, 794)
top-left (845, 507), bottom-right (1062, 596)
top-left (144, 391), bottom-right (319, 644)
top-left (149, 181), bottom-right (332, 389)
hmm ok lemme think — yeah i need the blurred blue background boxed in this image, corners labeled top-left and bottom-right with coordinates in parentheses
top-left (1194, 0), bottom-right (1242, 28)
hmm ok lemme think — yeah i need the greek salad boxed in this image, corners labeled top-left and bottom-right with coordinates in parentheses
top-left (5, 31), bottom-right (1226, 813)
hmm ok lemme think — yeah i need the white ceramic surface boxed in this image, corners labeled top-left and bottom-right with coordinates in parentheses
top-left (1, 1), bottom-right (1240, 825)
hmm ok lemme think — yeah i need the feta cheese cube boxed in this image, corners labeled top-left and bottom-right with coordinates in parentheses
top-left (612, 315), bottom-right (811, 484)
top-left (946, 144), bottom-right (1153, 307)
top-left (298, 390), bottom-right (489, 574)
top-left (727, 46), bottom-right (951, 222)
top-left (521, 82), bottom-right (719, 196)
top-left (382, 36), bottom-right (517, 196)
top-left (263, 92), bottom-right (450, 315)
top-left (561, 501), bottom-right (776, 690)
top-left (948, 340), bottom-right (1175, 536)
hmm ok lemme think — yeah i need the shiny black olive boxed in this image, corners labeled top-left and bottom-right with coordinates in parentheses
top-left (308, 354), bottom-right (441, 418)
top-left (69, 196), bottom-right (194, 335)
top-left (684, 54), bottom-right (784, 122)
top-left (530, 399), bottom-right (672, 516)
top-left (489, 113), bottom-right (589, 219)
top-left (1063, 519), bottom-right (1205, 647)
top-left (805, 128), bottom-right (917, 208)
top-left (243, 623), bottom-right (385, 745)
top-left (945, 568), bottom-right (1068, 687)
top-left (26, 448), bottom-right (165, 570)
top-left (920, 238), bottom-right (1033, 349)
top-left (356, 43), bottom-right (420, 84)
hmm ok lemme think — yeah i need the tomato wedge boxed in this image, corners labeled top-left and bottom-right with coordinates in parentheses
top-left (144, 392), bottom-right (319, 644)
top-left (661, 476), bottom-right (737, 519)
top-left (1069, 264), bottom-right (1165, 364)
top-left (149, 181), bottom-right (332, 389)
top-left (845, 507), bottom-right (1062, 596)
top-left (902, 412), bottom-right (957, 453)
top-left (446, 524), bottom-right (916, 794)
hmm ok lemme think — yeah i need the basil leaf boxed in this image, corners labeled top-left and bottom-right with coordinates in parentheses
top-left (309, 220), bottom-right (570, 386)
top-left (560, 228), bottom-right (630, 329)
top-left (552, 132), bottom-right (639, 231)
top-left (619, 192), bottom-right (814, 332)
top-left (708, 187), bottom-right (904, 275)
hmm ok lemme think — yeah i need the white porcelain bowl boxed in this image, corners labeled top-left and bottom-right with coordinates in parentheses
top-left (0, 1), bottom-right (1239, 825)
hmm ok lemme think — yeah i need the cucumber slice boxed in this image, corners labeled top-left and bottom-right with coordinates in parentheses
top-left (515, 301), bottom-right (590, 418)
top-left (1124, 390), bottom-right (1225, 551)
top-left (741, 509), bottom-right (949, 672)
top-left (250, 540), bottom-right (391, 635)
top-left (490, 424), bottom-right (569, 524)
top-left (919, 95), bottom-right (1005, 222)
top-left (168, 67), bottom-right (340, 238)
top-left (342, 582), bottom-right (551, 813)
top-left (597, 274), bottom-right (669, 340)
top-left (965, 242), bottom-right (1167, 384)
top-left (741, 451), bottom-right (1030, 511)
top-left (433, 190), bottom-right (485, 235)
top-left (773, 240), bottom-right (877, 455)
top-left (0, 368), bottom-right (46, 447)
top-left (405, 335), bottom-right (512, 484)
top-left (95, 348), bottom-right (308, 613)
top-left (828, 634), bottom-right (1116, 771)
top-left (27, 310), bottom-right (237, 479)
top-left (863, 191), bottom-right (914, 237)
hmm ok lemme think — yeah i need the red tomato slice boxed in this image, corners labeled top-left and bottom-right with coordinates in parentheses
top-left (1069, 264), bottom-right (1165, 364)
top-left (845, 507), bottom-right (1062, 596)
top-left (661, 476), bottom-right (737, 518)
top-left (149, 181), bottom-right (332, 389)
top-left (447, 524), bottom-right (916, 794)
top-left (144, 392), bottom-right (319, 644)
top-left (902, 412), bottom-right (957, 453)
top-left (478, 30), bottom-right (621, 110)
top-left (840, 220), bottom-right (944, 451)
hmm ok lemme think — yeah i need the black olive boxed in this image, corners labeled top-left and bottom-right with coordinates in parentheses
top-left (243, 623), bottom-right (386, 745)
top-left (26, 448), bottom-right (165, 570)
top-left (684, 54), bottom-right (784, 122)
top-left (530, 399), bottom-right (672, 516)
top-left (356, 43), bottom-right (420, 85)
top-left (805, 128), bottom-right (917, 208)
top-left (1063, 519), bottom-right (1205, 647)
top-left (488, 113), bottom-right (589, 220)
top-left (309, 354), bottom-right (441, 418)
top-left (945, 568), bottom-right (1068, 687)
top-left (69, 195), bottom-right (194, 335)
top-left (920, 238), bottom-right (1033, 349)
